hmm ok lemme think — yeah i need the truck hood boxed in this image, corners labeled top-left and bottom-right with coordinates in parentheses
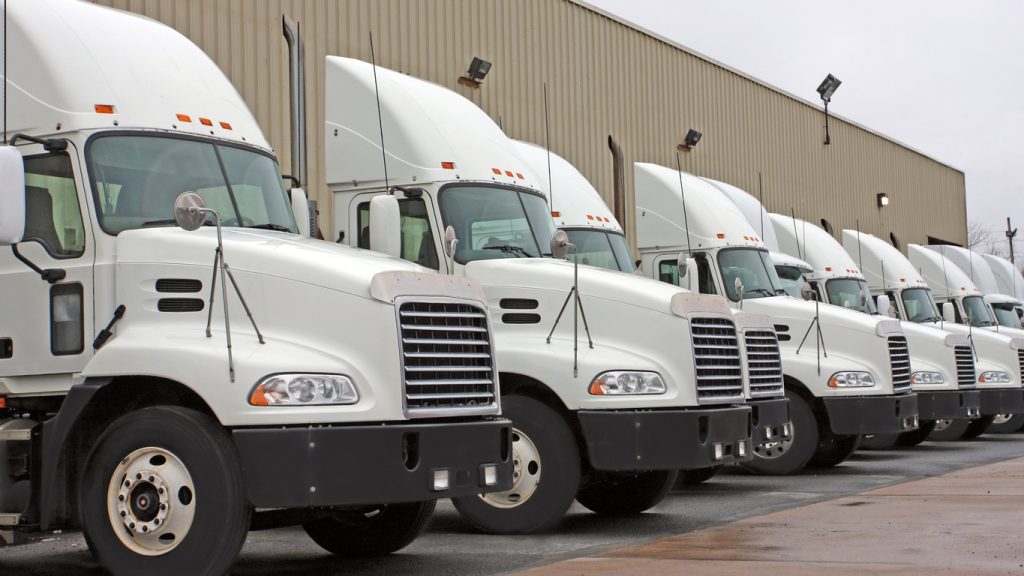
top-left (465, 258), bottom-right (731, 317)
top-left (741, 295), bottom-right (902, 338)
top-left (115, 227), bottom-right (433, 300)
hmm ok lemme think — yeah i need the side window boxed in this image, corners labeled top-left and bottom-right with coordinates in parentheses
top-left (23, 153), bottom-right (85, 258)
top-left (357, 199), bottom-right (438, 269)
top-left (695, 254), bottom-right (717, 295)
top-left (658, 260), bottom-right (679, 285)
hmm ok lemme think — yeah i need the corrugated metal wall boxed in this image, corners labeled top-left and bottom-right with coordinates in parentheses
top-left (92, 0), bottom-right (967, 248)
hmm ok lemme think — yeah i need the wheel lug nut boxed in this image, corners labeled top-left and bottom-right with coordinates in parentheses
top-left (136, 473), bottom-right (142, 480)
top-left (129, 523), bottom-right (136, 530)
top-left (160, 504), bottom-right (166, 511)
top-left (142, 526), bottom-right (148, 533)
top-left (149, 476), bottom-right (155, 482)
top-left (154, 519), bottom-right (160, 525)
top-left (120, 511), bottom-right (126, 517)
top-left (118, 495), bottom-right (125, 501)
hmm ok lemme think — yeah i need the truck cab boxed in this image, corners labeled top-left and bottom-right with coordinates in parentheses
top-left (983, 253), bottom-right (1024, 324)
top-left (635, 164), bottom-right (919, 475)
top-left (324, 56), bottom-right (753, 533)
top-left (936, 245), bottom-right (1024, 333)
top-left (844, 232), bottom-right (1024, 437)
top-left (510, 140), bottom-right (791, 470)
top-left (0, 1), bottom-right (512, 572)
top-left (769, 215), bottom-right (980, 446)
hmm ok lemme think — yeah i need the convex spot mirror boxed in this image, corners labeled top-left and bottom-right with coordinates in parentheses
top-left (174, 192), bottom-right (207, 231)
top-left (444, 225), bottom-right (459, 259)
top-left (550, 229), bottom-right (571, 260)
top-left (0, 146), bottom-right (26, 246)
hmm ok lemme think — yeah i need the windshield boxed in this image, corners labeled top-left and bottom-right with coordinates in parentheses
top-left (901, 288), bottom-right (941, 323)
top-left (826, 278), bottom-right (877, 314)
top-left (562, 229), bottom-right (636, 272)
top-left (439, 185), bottom-right (556, 263)
top-left (88, 135), bottom-right (297, 234)
top-left (963, 295), bottom-right (996, 327)
top-left (991, 302), bottom-right (1023, 329)
top-left (717, 248), bottom-right (785, 301)
top-left (775, 265), bottom-right (807, 298)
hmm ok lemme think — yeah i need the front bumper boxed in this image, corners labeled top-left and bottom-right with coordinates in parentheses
top-left (917, 390), bottom-right (981, 420)
top-left (822, 393), bottom-right (919, 435)
top-left (233, 419), bottom-right (513, 508)
top-left (578, 405), bottom-right (752, 471)
top-left (749, 397), bottom-right (791, 446)
top-left (978, 388), bottom-right (1024, 416)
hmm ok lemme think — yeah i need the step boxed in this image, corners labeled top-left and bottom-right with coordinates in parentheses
top-left (0, 512), bottom-right (20, 527)
top-left (0, 429), bottom-right (31, 441)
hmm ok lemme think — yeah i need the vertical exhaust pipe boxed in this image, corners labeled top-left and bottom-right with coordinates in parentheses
top-left (282, 15), bottom-right (307, 188)
top-left (608, 135), bottom-right (625, 235)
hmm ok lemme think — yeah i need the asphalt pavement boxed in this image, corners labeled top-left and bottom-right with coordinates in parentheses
top-left (3, 434), bottom-right (1023, 575)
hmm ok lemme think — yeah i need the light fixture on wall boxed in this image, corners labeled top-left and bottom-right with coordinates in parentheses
top-left (677, 129), bottom-right (703, 151)
top-left (877, 192), bottom-right (890, 208)
top-left (458, 56), bottom-right (492, 88)
top-left (816, 73), bottom-right (841, 145)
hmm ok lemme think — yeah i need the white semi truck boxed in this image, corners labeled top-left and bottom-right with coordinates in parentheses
top-left (635, 165), bottom-right (919, 475)
top-left (938, 246), bottom-right (1024, 332)
top-left (844, 233), bottom-right (1024, 439)
top-left (509, 140), bottom-right (791, 482)
top-left (0, 1), bottom-right (514, 573)
top-left (984, 253), bottom-right (1024, 327)
top-left (769, 215), bottom-right (980, 447)
top-left (324, 57), bottom-right (754, 533)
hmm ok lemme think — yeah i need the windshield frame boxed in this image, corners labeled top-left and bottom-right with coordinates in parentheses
top-left (715, 247), bottom-right (785, 302)
top-left (900, 287), bottom-right (942, 323)
top-left (437, 182), bottom-right (554, 265)
top-left (84, 130), bottom-right (294, 236)
top-left (825, 278), bottom-right (878, 314)
top-left (962, 294), bottom-right (997, 327)
top-left (561, 227), bottom-right (636, 272)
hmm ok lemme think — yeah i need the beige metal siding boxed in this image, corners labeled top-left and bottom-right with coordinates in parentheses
top-left (92, 0), bottom-right (967, 248)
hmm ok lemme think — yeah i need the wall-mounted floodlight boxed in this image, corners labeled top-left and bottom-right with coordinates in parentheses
top-left (816, 73), bottom-right (841, 145)
top-left (458, 56), bottom-right (492, 88)
top-left (677, 129), bottom-right (703, 151)
top-left (877, 192), bottom-right (890, 208)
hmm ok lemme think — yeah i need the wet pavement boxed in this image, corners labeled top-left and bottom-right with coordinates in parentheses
top-left (2, 435), bottom-right (1024, 575)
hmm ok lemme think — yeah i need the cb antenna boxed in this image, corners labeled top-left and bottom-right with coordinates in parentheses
top-left (674, 153), bottom-right (692, 255)
top-left (368, 31), bottom-right (389, 190)
top-left (544, 83), bottom-right (554, 212)
top-left (789, 208), bottom-right (802, 260)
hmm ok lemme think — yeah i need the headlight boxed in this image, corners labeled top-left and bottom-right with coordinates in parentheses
top-left (979, 371), bottom-right (1012, 384)
top-left (249, 374), bottom-right (359, 406)
top-left (828, 371), bottom-right (875, 388)
top-left (590, 371), bottom-right (666, 395)
top-left (911, 371), bottom-right (946, 385)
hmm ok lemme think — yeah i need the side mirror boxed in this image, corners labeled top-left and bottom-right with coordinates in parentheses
top-left (369, 194), bottom-right (402, 258)
top-left (678, 255), bottom-right (698, 292)
top-left (0, 146), bottom-right (25, 246)
top-left (734, 276), bottom-right (745, 307)
top-left (800, 283), bottom-right (817, 301)
top-left (941, 301), bottom-right (956, 323)
top-left (290, 188), bottom-right (311, 237)
top-left (550, 229), bottom-right (571, 260)
top-left (173, 192), bottom-right (208, 231)
top-left (443, 225), bottom-right (459, 259)
top-left (877, 294), bottom-right (893, 317)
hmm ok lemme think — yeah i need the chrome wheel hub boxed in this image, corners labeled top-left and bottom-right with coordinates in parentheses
top-left (993, 414), bottom-right (1013, 425)
top-left (933, 419), bottom-right (953, 431)
top-left (754, 420), bottom-right (795, 460)
top-left (481, 428), bottom-right (541, 509)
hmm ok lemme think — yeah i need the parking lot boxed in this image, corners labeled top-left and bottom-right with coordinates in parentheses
top-left (4, 435), bottom-right (1023, 575)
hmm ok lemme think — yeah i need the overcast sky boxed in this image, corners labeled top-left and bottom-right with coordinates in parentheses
top-left (587, 0), bottom-right (1022, 256)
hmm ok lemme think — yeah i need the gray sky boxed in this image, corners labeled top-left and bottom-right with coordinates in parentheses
top-left (587, 0), bottom-right (1023, 256)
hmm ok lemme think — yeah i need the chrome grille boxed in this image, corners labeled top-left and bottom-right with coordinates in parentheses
top-left (888, 336), bottom-right (912, 394)
top-left (745, 330), bottom-right (784, 398)
top-left (955, 345), bottom-right (976, 390)
top-left (398, 301), bottom-right (498, 417)
top-left (1019, 350), bottom-right (1024, 385)
top-left (690, 317), bottom-right (744, 404)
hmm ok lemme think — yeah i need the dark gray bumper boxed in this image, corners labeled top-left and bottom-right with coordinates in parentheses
top-left (749, 397), bottom-right (791, 446)
top-left (978, 388), bottom-right (1024, 416)
top-left (822, 393), bottom-right (919, 435)
top-left (917, 389), bottom-right (981, 420)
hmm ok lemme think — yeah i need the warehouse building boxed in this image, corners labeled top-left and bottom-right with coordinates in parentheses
top-left (92, 0), bottom-right (967, 248)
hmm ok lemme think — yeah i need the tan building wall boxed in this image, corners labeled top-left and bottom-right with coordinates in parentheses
top-left (93, 0), bottom-right (967, 249)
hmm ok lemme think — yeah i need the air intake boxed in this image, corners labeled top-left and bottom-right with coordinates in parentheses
top-left (888, 336), bottom-right (912, 394)
top-left (398, 300), bottom-right (498, 417)
top-left (158, 298), bottom-right (204, 313)
top-left (745, 330), bottom-right (784, 398)
top-left (690, 317), bottom-right (744, 404)
top-left (156, 279), bottom-right (202, 293)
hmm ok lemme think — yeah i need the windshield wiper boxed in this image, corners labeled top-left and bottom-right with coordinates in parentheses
top-left (248, 223), bottom-right (293, 232)
top-left (745, 288), bottom-right (776, 297)
top-left (482, 245), bottom-right (533, 258)
top-left (140, 219), bottom-right (177, 227)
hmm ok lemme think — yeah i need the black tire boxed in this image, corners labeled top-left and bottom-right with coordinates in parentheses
top-left (80, 406), bottom-right (250, 576)
top-left (303, 500), bottom-right (435, 557)
top-left (987, 414), bottom-right (1024, 434)
top-left (452, 395), bottom-right (579, 534)
top-left (858, 434), bottom-right (898, 450)
top-left (894, 420), bottom-right (937, 447)
top-left (741, 389), bottom-right (817, 475)
top-left (962, 416), bottom-right (995, 439)
top-left (575, 470), bottom-right (678, 515)
top-left (809, 433), bottom-right (861, 468)
top-left (678, 466), bottom-right (721, 486)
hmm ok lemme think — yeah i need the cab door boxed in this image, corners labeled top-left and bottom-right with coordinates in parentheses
top-left (0, 143), bottom-right (95, 389)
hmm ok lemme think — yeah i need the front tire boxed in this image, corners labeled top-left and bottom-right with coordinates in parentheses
top-left (741, 390), bottom-right (817, 475)
top-left (894, 420), bottom-right (937, 447)
top-left (810, 433), bottom-right (861, 468)
top-left (929, 417), bottom-right (993, 440)
top-left (80, 407), bottom-right (250, 576)
top-left (987, 414), bottom-right (1024, 434)
top-left (962, 416), bottom-right (995, 439)
top-left (452, 395), bottom-right (579, 534)
top-left (678, 466), bottom-right (721, 486)
top-left (302, 501), bottom-right (435, 557)
top-left (575, 470), bottom-right (678, 515)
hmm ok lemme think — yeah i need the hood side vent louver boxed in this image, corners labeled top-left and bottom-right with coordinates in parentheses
top-left (502, 313), bottom-right (541, 324)
top-left (156, 279), bottom-right (203, 293)
top-left (158, 298), bottom-right (205, 313)
top-left (500, 298), bottom-right (539, 310)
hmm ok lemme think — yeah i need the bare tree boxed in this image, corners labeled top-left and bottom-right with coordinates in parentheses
top-left (967, 221), bottom-right (992, 250)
